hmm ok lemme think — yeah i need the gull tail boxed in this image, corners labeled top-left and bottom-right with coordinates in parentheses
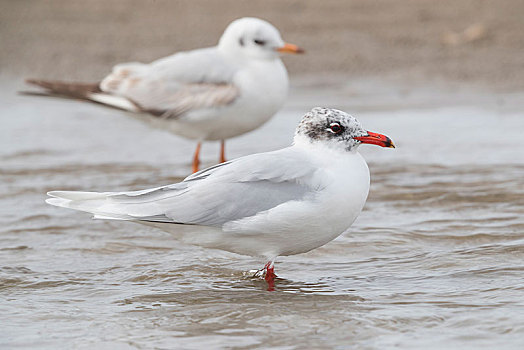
top-left (22, 79), bottom-right (140, 112)
top-left (46, 191), bottom-right (133, 221)
top-left (46, 190), bottom-right (175, 223)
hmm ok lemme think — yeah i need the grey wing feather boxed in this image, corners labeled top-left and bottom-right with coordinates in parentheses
top-left (150, 47), bottom-right (237, 84)
top-left (100, 47), bottom-right (240, 117)
top-left (108, 148), bottom-right (316, 226)
top-left (145, 83), bottom-right (239, 120)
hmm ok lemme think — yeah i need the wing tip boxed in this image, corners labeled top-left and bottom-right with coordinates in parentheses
top-left (25, 78), bottom-right (41, 85)
top-left (47, 191), bottom-right (61, 198)
top-left (45, 197), bottom-right (70, 208)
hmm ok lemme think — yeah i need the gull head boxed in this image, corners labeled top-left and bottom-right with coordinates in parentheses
top-left (218, 17), bottom-right (304, 61)
top-left (294, 107), bottom-right (395, 152)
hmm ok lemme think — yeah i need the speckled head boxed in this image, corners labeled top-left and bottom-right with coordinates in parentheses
top-left (294, 107), bottom-right (395, 151)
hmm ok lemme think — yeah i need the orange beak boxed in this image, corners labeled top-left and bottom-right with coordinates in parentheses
top-left (354, 131), bottom-right (395, 148)
top-left (276, 42), bottom-right (305, 54)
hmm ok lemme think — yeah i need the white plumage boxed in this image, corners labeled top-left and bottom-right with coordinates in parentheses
top-left (46, 108), bottom-right (396, 266)
top-left (26, 17), bottom-right (303, 172)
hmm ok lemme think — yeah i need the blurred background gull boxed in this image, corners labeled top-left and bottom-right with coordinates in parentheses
top-left (2, 0), bottom-right (523, 87)
top-left (1, 1), bottom-right (524, 350)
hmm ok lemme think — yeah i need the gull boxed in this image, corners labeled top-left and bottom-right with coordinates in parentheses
top-left (46, 107), bottom-right (395, 289)
top-left (25, 17), bottom-right (303, 172)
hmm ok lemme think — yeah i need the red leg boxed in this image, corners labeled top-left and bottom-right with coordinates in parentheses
top-left (219, 140), bottom-right (226, 163)
top-left (192, 142), bottom-right (201, 173)
top-left (264, 261), bottom-right (276, 291)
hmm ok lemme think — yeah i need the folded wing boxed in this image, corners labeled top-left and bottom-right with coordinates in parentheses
top-left (47, 148), bottom-right (318, 227)
top-left (26, 47), bottom-right (240, 118)
top-left (99, 47), bottom-right (240, 118)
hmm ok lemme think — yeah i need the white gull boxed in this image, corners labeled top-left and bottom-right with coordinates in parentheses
top-left (26, 17), bottom-right (304, 172)
top-left (46, 107), bottom-right (395, 288)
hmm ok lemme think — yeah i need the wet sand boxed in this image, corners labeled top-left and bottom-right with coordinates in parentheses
top-left (1, 0), bottom-right (524, 89)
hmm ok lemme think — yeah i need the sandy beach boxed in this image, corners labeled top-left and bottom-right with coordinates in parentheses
top-left (1, 0), bottom-right (523, 89)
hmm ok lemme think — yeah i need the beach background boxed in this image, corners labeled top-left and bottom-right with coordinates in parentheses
top-left (1, 1), bottom-right (524, 349)
top-left (1, 0), bottom-right (523, 89)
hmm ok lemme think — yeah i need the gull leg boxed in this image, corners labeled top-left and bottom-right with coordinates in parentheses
top-left (219, 140), bottom-right (227, 163)
top-left (192, 142), bottom-right (202, 173)
top-left (264, 261), bottom-right (276, 291)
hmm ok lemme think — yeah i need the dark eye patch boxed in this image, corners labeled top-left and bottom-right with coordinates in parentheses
top-left (254, 39), bottom-right (266, 46)
top-left (329, 123), bottom-right (344, 134)
top-left (239, 38), bottom-right (245, 46)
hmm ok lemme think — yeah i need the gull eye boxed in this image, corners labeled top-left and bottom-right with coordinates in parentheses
top-left (254, 39), bottom-right (266, 46)
top-left (329, 123), bottom-right (343, 134)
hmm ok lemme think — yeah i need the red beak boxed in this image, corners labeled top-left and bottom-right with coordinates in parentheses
top-left (354, 131), bottom-right (395, 148)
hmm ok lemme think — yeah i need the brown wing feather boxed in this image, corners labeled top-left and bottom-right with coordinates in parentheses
top-left (25, 79), bottom-right (101, 99)
top-left (23, 79), bottom-right (238, 119)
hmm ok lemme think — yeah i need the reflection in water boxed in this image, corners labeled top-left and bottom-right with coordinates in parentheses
top-left (1, 84), bottom-right (524, 348)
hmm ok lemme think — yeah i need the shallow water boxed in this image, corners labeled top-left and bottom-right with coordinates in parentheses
top-left (1, 80), bottom-right (524, 349)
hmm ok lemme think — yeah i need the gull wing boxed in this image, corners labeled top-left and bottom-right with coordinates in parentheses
top-left (99, 47), bottom-right (240, 118)
top-left (46, 148), bottom-right (318, 226)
